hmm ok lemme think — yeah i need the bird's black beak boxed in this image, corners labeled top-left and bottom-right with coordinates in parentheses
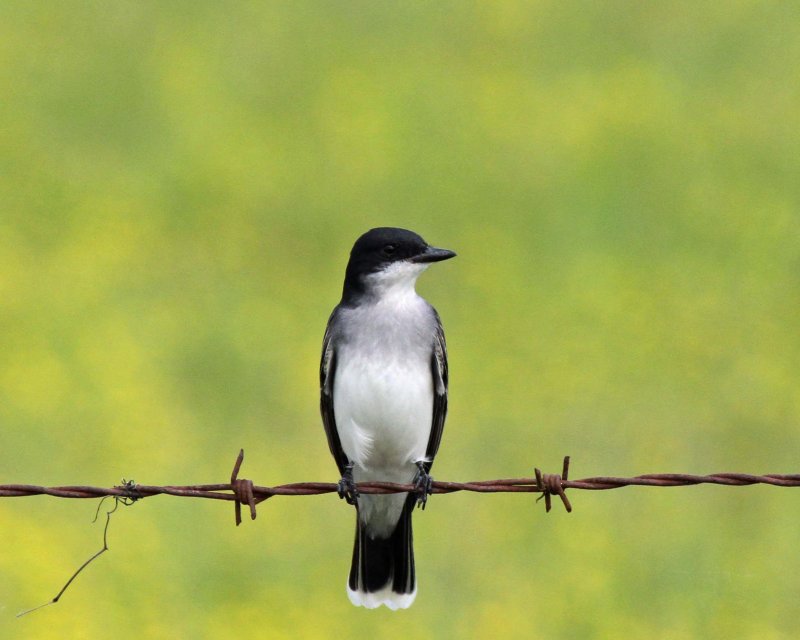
top-left (410, 245), bottom-right (457, 264)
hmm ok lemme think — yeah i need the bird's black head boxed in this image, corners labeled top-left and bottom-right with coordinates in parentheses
top-left (341, 227), bottom-right (455, 304)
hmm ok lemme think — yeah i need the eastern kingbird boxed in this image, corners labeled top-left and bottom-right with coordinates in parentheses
top-left (320, 227), bottom-right (455, 610)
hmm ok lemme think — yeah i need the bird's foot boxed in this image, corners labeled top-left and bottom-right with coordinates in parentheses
top-left (413, 461), bottom-right (433, 510)
top-left (337, 463), bottom-right (358, 505)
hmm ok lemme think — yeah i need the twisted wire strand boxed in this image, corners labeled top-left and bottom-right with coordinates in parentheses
top-left (3, 470), bottom-right (799, 501)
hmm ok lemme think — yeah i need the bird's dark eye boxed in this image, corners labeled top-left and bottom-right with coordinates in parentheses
top-left (383, 244), bottom-right (397, 255)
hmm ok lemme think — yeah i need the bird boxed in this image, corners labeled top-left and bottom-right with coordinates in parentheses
top-left (320, 227), bottom-right (455, 610)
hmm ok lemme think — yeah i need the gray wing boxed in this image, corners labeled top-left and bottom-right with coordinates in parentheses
top-left (423, 310), bottom-right (449, 470)
top-left (320, 309), bottom-right (349, 475)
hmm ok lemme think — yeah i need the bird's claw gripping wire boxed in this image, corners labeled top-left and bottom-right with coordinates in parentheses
top-left (337, 463), bottom-right (359, 505)
top-left (413, 461), bottom-right (434, 510)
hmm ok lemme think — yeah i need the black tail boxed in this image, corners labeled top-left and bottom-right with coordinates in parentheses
top-left (347, 495), bottom-right (416, 609)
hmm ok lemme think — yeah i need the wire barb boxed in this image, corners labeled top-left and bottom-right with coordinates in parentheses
top-left (535, 456), bottom-right (572, 513)
top-left (230, 449), bottom-right (258, 526)
top-left (116, 478), bottom-right (142, 505)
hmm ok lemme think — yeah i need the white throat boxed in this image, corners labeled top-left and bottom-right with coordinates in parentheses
top-left (363, 260), bottom-right (429, 301)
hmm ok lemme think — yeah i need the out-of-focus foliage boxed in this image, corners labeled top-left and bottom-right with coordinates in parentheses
top-left (1, 2), bottom-right (799, 638)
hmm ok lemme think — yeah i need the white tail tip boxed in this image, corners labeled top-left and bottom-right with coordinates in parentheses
top-left (347, 584), bottom-right (417, 610)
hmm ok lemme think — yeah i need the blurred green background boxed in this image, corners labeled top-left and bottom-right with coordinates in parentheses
top-left (2, 1), bottom-right (799, 638)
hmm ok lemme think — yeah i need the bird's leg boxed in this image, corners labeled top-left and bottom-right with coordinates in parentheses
top-left (337, 462), bottom-right (358, 505)
top-left (413, 460), bottom-right (434, 510)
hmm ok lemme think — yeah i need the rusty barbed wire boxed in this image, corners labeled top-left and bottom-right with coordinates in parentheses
top-left (3, 451), bottom-right (800, 523)
top-left (8, 451), bottom-right (799, 617)
top-left (8, 451), bottom-right (798, 618)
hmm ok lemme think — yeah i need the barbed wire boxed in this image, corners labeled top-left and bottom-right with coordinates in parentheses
top-left (7, 450), bottom-right (800, 617)
top-left (4, 451), bottom-right (800, 523)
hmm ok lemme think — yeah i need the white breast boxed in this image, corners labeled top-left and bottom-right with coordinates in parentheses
top-left (333, 288), bottom-right (435, 482)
